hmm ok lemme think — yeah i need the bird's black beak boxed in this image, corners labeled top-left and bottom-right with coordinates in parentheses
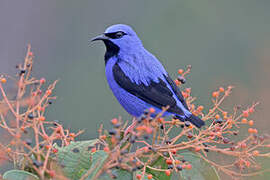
top-left (91, 34), bottom-right (109, 42)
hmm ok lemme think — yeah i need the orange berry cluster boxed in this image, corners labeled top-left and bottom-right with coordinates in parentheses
top-left (212, 86), bottom-right (230, 98)
top-left (174, 66), bottom-right (191, 86)
top-left (136, 174), bottom-right (153, 179)
top-left (0, 77), bottom-right (7, 83)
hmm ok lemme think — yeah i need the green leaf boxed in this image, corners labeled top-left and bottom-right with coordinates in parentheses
top-left (173, 152), bottom-right (220, 180)
top-left (3, 170), bottom-right (39, 180)
top-left (98, 169), bottom-right (132, 180)
top-left (55, 139), bottom-right (99, 180)
top-left (146, 156), bottom-right (170, 180)
top-left (85, 150), bottom-right (108, 180)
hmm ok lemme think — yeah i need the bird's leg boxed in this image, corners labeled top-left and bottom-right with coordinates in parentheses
top-left (124, 117), bottom-right (137, 136)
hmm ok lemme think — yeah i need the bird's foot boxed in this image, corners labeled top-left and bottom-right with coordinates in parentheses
top-left (124, 118), bottom-right (137, 136)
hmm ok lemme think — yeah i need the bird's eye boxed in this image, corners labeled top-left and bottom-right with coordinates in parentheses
top-left (115, 31), bottom-right (124, 39)
top-left (105, 31), bottom-right (126, 39)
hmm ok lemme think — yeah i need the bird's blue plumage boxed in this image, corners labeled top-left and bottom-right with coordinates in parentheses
top-left (92, 24), bottom-right (205, 128)
top-left (105, 56), bottom-right (165, 117)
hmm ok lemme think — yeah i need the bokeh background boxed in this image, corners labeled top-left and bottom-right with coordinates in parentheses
top-left (1, 0), bottom-right (270, 179)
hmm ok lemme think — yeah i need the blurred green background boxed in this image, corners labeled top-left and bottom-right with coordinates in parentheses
top-left (1, 0), bottom-right (270, 179)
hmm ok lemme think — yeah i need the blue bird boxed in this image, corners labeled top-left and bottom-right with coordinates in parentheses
top-left (91, 24), bottom-right (205, 129)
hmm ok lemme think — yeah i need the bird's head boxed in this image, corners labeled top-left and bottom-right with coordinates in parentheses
top-left (91, 24), bottom-right (143, 58)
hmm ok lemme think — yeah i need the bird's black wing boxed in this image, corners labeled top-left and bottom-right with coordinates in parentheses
top-left (164, 75), bottom-right (189, 110)
top-left (113, 63), bottom-right (186, 115)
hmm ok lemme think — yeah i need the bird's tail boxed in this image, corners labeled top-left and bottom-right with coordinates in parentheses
top-left (185, 114), bottom-right (205, 128)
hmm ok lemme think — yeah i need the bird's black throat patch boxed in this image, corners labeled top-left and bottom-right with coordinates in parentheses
top-left (103, 40), bottom-right (120, 64)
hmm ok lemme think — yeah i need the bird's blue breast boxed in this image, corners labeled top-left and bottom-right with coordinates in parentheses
top-left (105, 57), bottom-right (157, 116)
